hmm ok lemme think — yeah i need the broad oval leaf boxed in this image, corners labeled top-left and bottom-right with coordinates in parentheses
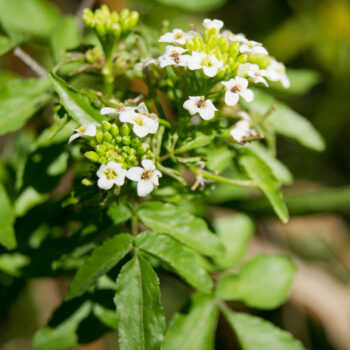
top-left (222, 306), bottom-right (305, 350)
top-left (0, 183), bottom-right (16, 249)
top-left (239, 152), bottom-right (289, 223)
top-left (136, 232), bottom-right (213, 293)
top-left (137, 202), bottom-right (224, 257)
top-left (242, 89), bottom-right (325, 151)
top-left (49, 72), bottom-right (104, 125)
top-left (216, 255), bottom-right (296, 309)
top-left (162, 293), bottom-right (218, 350)
top-left (115, 255), bottom-right (166, 350)
top-left (213, 213), bottom-right (254, 269)
top-left (0, 77), bottom-right (52, 136)
top-left (65, 234), bottom-right (133, 300)
top-left (175, 131), bottom-right (216, 154)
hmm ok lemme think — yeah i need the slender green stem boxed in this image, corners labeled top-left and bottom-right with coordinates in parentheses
top-left (131, 214), bottom-right (138, 237)
top-left (189, 166), bottom-right (255, 188)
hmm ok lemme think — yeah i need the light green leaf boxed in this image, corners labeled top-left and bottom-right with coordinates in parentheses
top-left (216, 255), bottom-right (296, 309)
top-left (51, 15), bottom-right (81, 62)
top-left (92, 303), bottom-right (117, 330)
top-left (49, 72), bottom-right (104, 125)
top-left (242, 89), bottom-right (325, 151)
top-left (175, 131), bottom-right (216, 154)
top-left (107, 202), bottom-right (132, 225)
top-left (0, 0), bottom-right (60, 38)
top-left (206, 146), bottom-right (233, 173)
top-left (115, 255), bottom-right (166, 350)
top-left (66, 234), bottom-right (133, 300)
top-left (222, 306), bottom-right (305, 350)
top-left (155, 0), bottom-right (226, 12)
top-left (136, 232), bottom-right (213, 293)
top-left (137, 202), bottom-right (224, 257)
top-left (14, 187), bottom-right (49, 217)
top-left (213, 214), bottom-right (254, 269)
top-left (245, 143), bottom-right (293, 185)
top-left (162, 293), bottom-right (218, 350)
top-left (0, 183), bottom-right (16, 249)
top-left (0, 77), bottom-right (52, 135)
top-left (32, 301), bottom-right (92, 350)
top-left (239, 152), bottom-right (289, 223)
top-left (0, 253), bottom-right (29, 276)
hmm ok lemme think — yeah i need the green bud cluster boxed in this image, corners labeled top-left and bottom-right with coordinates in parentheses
top-left (83, 121), bottom-right (154, 168)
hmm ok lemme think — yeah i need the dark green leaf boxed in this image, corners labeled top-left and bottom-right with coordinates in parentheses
top-left (239, 152), bottom-right (289, 223)
top-left (107, 202), bottom-right (132, 225)
top-left (136, 232), bottom-right (213, 293)
top-left (216, 255), bottom-right (296, 309)
top-left (137, 202), bottom-right (224, 257)
top-left (66, 234), bottom-right (133, 300)
top-left (49, 72), bottom-right (104, 125)
top-left (222, 306), bottom-right (305, 350)
top-left (242, 89), bottom-right (325, 151)
top-left (115, 255), bottom-right (166, 350)
top-left (0, 78), bottom-right (52, 135)
top-left (162, 293), bottom-right (218, 350)
top-left (0, 183), bottom-right (16, 249)
top-left (0, 0), bottom-right (60, 38)
top-left (51, 15), bottom-right (81, 62)
top-left (175, 131), bottom-right (216, 154)
top-left (213, 214), bottom-right (254, 269)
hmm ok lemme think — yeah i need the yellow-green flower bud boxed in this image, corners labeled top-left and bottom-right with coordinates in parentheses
top-left (96, 144), bottom-right (106, 155)
top-left (122, 136), bottom-right (130, 145)
top-left (103, 132), bottom-right (113, 142)
top-left (101, 120), bottom-right (111, 132)
top-left (136, 143), bottom-right (150, 156)
top-left (228, 41), bottom-right (240, 59)
top-left (82, 178), bottom-right (94, 186)
top-left (95, 130), bottom-right (104, 143)
top-left (129, 11), bottom-right (139, 28)
top-left (111, 124), bottom-right (119, 137)
top-left (120, 123), bottom-right (130, 136)
top-left (84, 151), bottom-right (100, 162)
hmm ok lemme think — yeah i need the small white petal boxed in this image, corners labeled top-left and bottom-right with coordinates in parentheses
top-left (236, 77), bottom-right (249, 89)
top-left (203, 66), bottom-right (218, 77)
top-left (132, 124), bottom-right (149, 138)
top-left (68, 133), bottom-right (81, 143)
top-left (101, 107), bottom-right (118, 116)
top-left (137, 180), bottom-right (154, 197)
top-left (84, 124), bottom-right (97, 137)
top-left (141, 159), bottom-right (155, 171)
top-left (225, 91), bottom-right (239, 106)
top-left (183, 98), bottom-right (198, 115)
top-left (97, 177), bottom-right (114, 190)
top-left (127, 167), bottom-right (144, 181)
top-left (240, 89), bottom-right (254, 102)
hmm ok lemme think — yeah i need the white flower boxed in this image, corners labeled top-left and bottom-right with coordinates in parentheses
top-left (101, 107), bottom-right (118, 116)
top-left (127, 159), bottom-right (162, 197)
top-left (230, 120), bottom-right (251, 143)
top-left (159, 46), bottom-right (188, 68)
top-left (134, 58), bottom-right (157, 73)
top-left (222, 30), bottom-right (247, 43)
top-left (240, 40), bottom-right (268, 55)
top-left (221, 77), bottom-right (254, 106)
top-left (261, 60), bottom-right (290, 88)
top-left (119, 103), bottom-right (158, 138)
top-left (202, 19), bottom-right (224, 32)
top-left (159, 29), bottom-right (195, 45)
top-left (96, 161), bottom-right (127, 190)
top-left (237, 63), bottom-right (268, 86)
top-left (68, 123), bottom-right (98, 143)
top-left (183, 96), bottom-right (217, 120)
top-left (186, 51), bottom-right (223, 77)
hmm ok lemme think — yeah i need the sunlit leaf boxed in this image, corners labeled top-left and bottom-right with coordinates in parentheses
top-left (0, 183), bottom-right (16, 249)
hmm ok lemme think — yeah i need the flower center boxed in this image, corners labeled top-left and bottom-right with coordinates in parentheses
top-left (201, 56), bottom-right (213, 67)
top-left (231, 84), bottom-right (241, 93)
top-left (196, 98), bottom-right (206, 109)
top-left (77, 125), bottom-right (87, 134)
top-left (104, 168), bottom-right (117, 180)
top-left (141, 169), bottom-right (153, 180)
top-left (170, 50), bottom-right (180, 63)
top-left (133, 115), bottom-right (145, 126)
top-left (276, 65), bottom-right (285, 74)
top-left (247, 41), bottom-right (254, 48)
top-left (174, 32), bottom-right (183, 39)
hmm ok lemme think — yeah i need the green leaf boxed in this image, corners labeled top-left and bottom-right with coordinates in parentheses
top-left (216, 255), bottom-right (296, 309)
top-left (0, 183), bottom-right (16, 249)
top-left (107, 202), bottom-right (132, 225)
top-left (154, 0), bottom-right (226, 12)
top-left (213, 214), bottom-right (254, 269)
top-left (92, 303), bottom-right (118, 330)
top-left (242, 89), bottom-right (325, 151)
top-left (0, 253), bottom-right (29, 276)
top-left (222, 306), bottom-right (305, 350)
top-left (239, 152), bottom-right (289, 223)
top-left (206, 146), bottom-right (233, 173)
top-left (115, 255), bottom-right (166, 350)
top-left (66, 234), bottom-right (133, 300)
top-left (162, 293), bottom-right (218, 350)
top-left (32, 300), bottom-right (92, 350)
top-left (137, 202), bottom-right (224, 257)
top-left (0, 0), bottom-right (60, 38)
top-left (49, 72), bottom-right (104, 125)
top-left (245, 143), bottom-right (293, 185)
top-left (0, 78), bottom-right (52, 135)
top-left (136, 232), bottom-right (213, 293)
top-left (175, 131), bottom-right (216, 154)
top-left (14, 187), bottom-right (49, 217)
top-left (51, 15), bottom-right (81, 62)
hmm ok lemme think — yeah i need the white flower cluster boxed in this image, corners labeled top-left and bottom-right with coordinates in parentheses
top-left (68, 103), bottom-right (162, 197)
